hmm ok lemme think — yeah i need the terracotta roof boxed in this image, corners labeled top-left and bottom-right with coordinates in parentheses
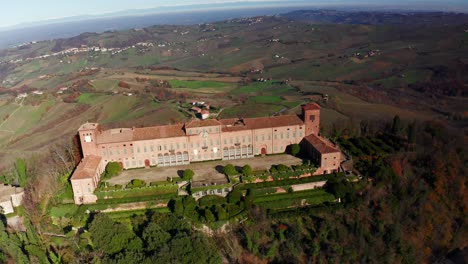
top-left (133, 124), bottom-right (186, 140)
top-left (71, 155), bottom-right (102, 180)
top-left (302, 103), bottom-right (321, 111)
top-left (222, 115), bottom-right (304, 132)
top-left (97, 128), bottom-right (133, 144)
top-left (190, 106), bottom-right (202, 113)
top-left (185, 119), bottom-right (221, 128)
top-left (304, 134), bottom-right (340, 154)
top-left (79, 122), bottom-right (99, 131)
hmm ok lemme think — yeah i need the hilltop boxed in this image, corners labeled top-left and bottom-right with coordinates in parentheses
top-left (0, 11), bottom-right (466, 166)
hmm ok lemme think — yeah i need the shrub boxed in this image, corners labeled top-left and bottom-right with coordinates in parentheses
top-left (198, 195), bottom-right (226, 208)
top-left (223, 164), bottom-right (238, 176)
top-left (127, 179), bottom-right (147, 188)
top-left (276, 164), bottom-right (291, 172)
top-left (104, 162), bottom-right (123, 179)
top-left (242, 165), bottom-right (253, 176)
top-left (289, 144), bottom-right (301, 156)
top-left (227, 189), bottom-right (243, 204)
top-left (182, 169), bottom-right (194, 181)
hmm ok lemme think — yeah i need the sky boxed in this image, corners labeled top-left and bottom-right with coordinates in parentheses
top-left (1, 0), bottom-right (466, 28)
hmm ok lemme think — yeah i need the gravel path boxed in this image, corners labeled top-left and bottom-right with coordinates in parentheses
top-left (107, 154), bottom-right (303, 185)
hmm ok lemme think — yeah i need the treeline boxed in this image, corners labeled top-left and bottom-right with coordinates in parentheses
top-left (218, 118), bottom-right (466, 263)
top-left (86, 212), bottom-right (221, 263)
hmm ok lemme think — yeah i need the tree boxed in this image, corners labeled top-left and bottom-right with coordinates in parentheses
top-left (104, 162), bottom-right (123, 179)
top-left (407, 122), bottom-right (416, 144)
top-left (391, 115), bottom-right (401, 135)
top-left (223, 164), bottom-right (237, 176)
top-left (168, 199), bottom-right (184, 216)
top-left (289, 144), bottom-right (301, 156)
top-left (204, 208), bottom-right (216, 222)
top-left (242, 165), bottom-right (253, 176)
top-left (142, 222), bottom-right (171, 252)
top-left (182, 169), bottom-right (194, 181)
top-left (89, 213), bottom-right (142, 256)
top-left (227, 188), bottom-right (243, 204)
top-left (213, 205), bottom-right (227, 221)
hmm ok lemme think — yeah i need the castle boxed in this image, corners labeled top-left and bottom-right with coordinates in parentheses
top-left (71, 103), bottom-right (341, 204)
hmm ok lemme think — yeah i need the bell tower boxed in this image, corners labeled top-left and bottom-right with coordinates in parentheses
top-left (78, 122), bottom-right (100, 157)
top-left (302, 103), bottom-right (321, 136)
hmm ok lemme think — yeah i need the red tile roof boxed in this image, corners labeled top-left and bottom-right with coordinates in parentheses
top-left (304, 134), bottom-right (340, 154)
top-left (222, 115), bottom-right (304, 132)
top-left (93, 114), bottom-right (304, 143)
top-left (71, 155), bottom-right (102, 180)
top-left (185, 119), bottom-right (221, 128)
top-left (302, 103), bottom-right (321, 111)
top-left (133, 124), bottom-right (186, 140)
top-left (79, 122), bottom-right (99, 131)
top-left (97, 128), bottom-right (133, 144)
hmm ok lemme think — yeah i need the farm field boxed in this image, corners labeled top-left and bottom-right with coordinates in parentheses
top-left (0, 13), bottom-right (465, 170)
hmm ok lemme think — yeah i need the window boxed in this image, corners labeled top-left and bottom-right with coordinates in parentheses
top-left (150, 145), bottom-right (154, 152)
top-left (176, 143), bottom-right (180, 149)
top-left (183, 143), bottom-right (186, 149)
top-left (158, 145), bottom-right (162, 151)
top-left (255, 136), bottom-right (258, 141)
top-left (124, 149), bottom-right (127, 155)
top-left (248, 137), bottom-right (251, 143)
top-left (137, 147), bottom-right (140, 153)
top-left (144, 146), bottom-right (147, 152)
top-left (224, 139), bottom-right (227, 144)
top-left (281, 133), bottom-right (283, 139)
top-left (286, 132), bottom-right (289, 139)
top-left (262, 135), bottom-right (265, 141)
top-left (109, 150), bottom-right (113, 156)
top-left (164, 145), bottom-right (167, 150)
top-left (274, 134), bottom-right (277, 139)
top-left (293, 132), bottom-right (296, 138)
top-left (102, 151), bottom-right (106, 156)
top-left (242, 136), bottom-right (245, 143)
top-left (299, 131), bottom-right (303, 137)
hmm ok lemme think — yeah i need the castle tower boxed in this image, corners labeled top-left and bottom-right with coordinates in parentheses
top-left (302, 103), bottom-right (321, 136)
top-left (77, 123), bottom-right (100, 157)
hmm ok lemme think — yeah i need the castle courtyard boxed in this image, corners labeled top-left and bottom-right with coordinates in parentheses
top-left (106, 154), bottom-right (303, 185)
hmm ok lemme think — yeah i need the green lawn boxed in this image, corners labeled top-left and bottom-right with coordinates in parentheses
top-left (95, 185), bottom-right (178, 199)
top-left (248, 95), bottom-right (283, 104)
top-left (254, 189), bottom-right (335, 209)
top-left (169, 80), bottom-right (230, 89)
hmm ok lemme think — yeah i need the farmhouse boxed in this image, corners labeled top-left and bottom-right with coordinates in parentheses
top-left (71, 103), bottom-right (341, 204)
top-left (0, 185), bottom-right (24, 214)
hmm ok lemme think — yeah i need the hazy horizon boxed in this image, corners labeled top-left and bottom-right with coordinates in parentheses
top-left (2, 0), bottom-right (467, 29)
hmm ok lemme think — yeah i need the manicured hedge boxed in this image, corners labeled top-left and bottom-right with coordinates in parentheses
top-left (237, 174), bottom-right (335, 190)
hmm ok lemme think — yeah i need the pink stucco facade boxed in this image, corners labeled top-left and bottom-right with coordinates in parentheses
top-left (70, 103), bottom-right (342, 204)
